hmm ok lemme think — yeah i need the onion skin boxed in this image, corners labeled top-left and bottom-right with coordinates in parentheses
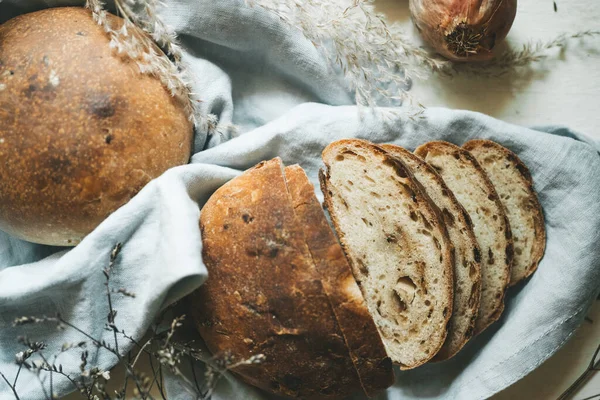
top-left (409, 0), bottom-right (517, 62)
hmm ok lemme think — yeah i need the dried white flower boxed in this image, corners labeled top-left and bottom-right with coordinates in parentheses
top-left (15, 352), bottom-right (25, 364)
top-left (247, 0), bottom-right (600, 107)
top-left (246, 0), bottom-right (447, 107)
top-left (85, 0), bottom-right (197, 123)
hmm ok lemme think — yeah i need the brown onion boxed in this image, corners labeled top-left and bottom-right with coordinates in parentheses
top-left (409, 0), bottom-right (517, 62)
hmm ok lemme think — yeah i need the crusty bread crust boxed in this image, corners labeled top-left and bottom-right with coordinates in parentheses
top-left (463, 140), bottom-right (545, 285)
top-left (381, 144), bottom-right (482, 361)
top-left (0, 8), bottom-right (193, 245)
top-left (285, 165), bottom-right (394, 397)
top-left (415, 141), bottom-right (513, 335)
top-left (191, 158), bottom-right (362, 399)
top-left (320, 139), bottom-right (454, 369)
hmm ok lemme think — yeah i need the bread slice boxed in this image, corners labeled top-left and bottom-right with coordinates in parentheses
top-left (320, 139), bottom-right (454, 369)
top-left (415, 142), bottom-right (513, 335)
top-left (380, 144), bottom-right (482, 361)
top-left (463, 140), bottom-right (546, 285)
top-left (192, 158), bottom-right (364, 399)
top-left (285, 165), bottom-right (394, 396)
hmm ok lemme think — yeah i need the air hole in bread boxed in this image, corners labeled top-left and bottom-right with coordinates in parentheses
top-left (365, 175), bottom-right (376, 184)
top-left (242, 213), bottom-right (254, 223)
top-left (431, 164), bottom-right (443, 173)
top-left (420, 213), bottom-right (433, 230)
top-left (469, 262), bottom-right (477, 278)
top-left (424, 299), bottom-right (431, 306)
top-left (357, 258), bottom-right (368, 275)
top-left (410, 211), bottom-right (418, 221)
top-left (433, 237), bottom-right (441, 250)
top-left (395, 276), bottom-right (417, 308)
top-left (473, 247), bottom-right (481, 263)
top-left (386, 234), bottom-right (398, 244)
top-left (488, 248), bottom-right (495, 265)
top-left (488, 193), bottom-right (496, 201)
top-left (347, 180), bottom-right (354, 186)
top-left (419, 229), bottom-right (431, 237)
top-left (443, 307), bottom-right (449, 317)
top-left (492, 214), bottom-right (498, 221)
top-left (392, 291), bottom-right (407, 312)
top-left (336, 155), bottom-right (345, 161)
top-left (371, 191), bottom-right (381, 199)
top-left (453, 152), bottom-right (460, 160)
top-left (341, 199), bottom-right (349, 209)
top-left (400, 183), bottom-right (416, 200)
top-left (515, 247), bottom-right (523, 256)
top-left (505, 246), bottom-right (513, 264)
top-left (442, 208), bottom-right (455, 226)
top-left (469, 283), bottom-right (480, 307)
top-left (383, 159), bottom-right (409, 178)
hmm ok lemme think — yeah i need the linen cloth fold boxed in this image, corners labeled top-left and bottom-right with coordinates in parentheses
top-left (0, 1), bottom-right (599, 399)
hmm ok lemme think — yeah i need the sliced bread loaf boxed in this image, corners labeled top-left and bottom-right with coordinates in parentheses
top-left (415, 142), bottom-right (513, 335)
top-left (192, 158), bottom-right (363, 399)
top-left (381, 144), bottom-right (482, 361)
top-left (463, 140), bottom-right (546, 285)
top-left (320, 139), bottom-right (454, 369)
top-left (285, 165), bottom-right (394, 396)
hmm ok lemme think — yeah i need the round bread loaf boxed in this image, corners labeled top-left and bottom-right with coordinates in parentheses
top-left (0, 7), bottom-right (193, 245)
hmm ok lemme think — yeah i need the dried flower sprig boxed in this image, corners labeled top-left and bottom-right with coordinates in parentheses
top-left (85, 0), bottom-right (197, 123)
top-left (1, 243), bottom-right (264, 399)
top-left (247, 0), bottom-right (600, 107)
top-left (558, 341), bottom-right (600, 400)
top-left (247, 0), bottom-right (449, 107)
top-left (455, 30), bottom-right (600, 77)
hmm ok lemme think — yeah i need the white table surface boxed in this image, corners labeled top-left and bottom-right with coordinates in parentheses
top-left (66, 1), bottom-right (600, 399)
top-left (377, 0), bottom-right (600, 138)
top-left (376, 0), bottom-right (600, 399)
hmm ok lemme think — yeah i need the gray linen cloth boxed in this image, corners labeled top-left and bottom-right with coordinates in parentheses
top-left (1, 1), bottom-right (599, 399)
